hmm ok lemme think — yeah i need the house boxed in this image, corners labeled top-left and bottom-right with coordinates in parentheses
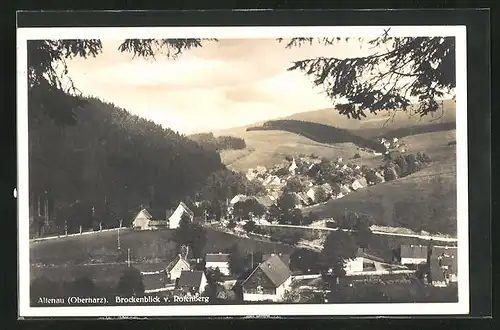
top-left (337, 157), bottom-right (343, 163)
top-left (393, 137), bottom-right (398, 143)
top-left (242, 254), bottom-right (292, 302)
top-left (229, 194), bottom-right (249, 206)
top-left (432, 246), bottom-right (458, 283)
top-left (262, 253), bottom-right (290, 267)
top-left (228, 194), bottom-right (251, 215)
top-left (263, 175), bottom-right (282, 187)
top-left (306, 184), bottom-right (330, 204)
top-left (267, 189), bottom-right (283, 201)
top-left (339, 185), bottom-right (351, 195)
top-left (429, 258), bottom-right (447, 287)
top-left (305, 187), bottom-right (317, 203)
top-left (289, 192), bottom-right (307, 209)
top-left (350, 179), bottom-right (364, 191)
top-left (375, 171), bottom-right (386, 183)
top-left (400, 245), bottom-right (428, 265)
top-left (295, 192), bottom-right (310, 206)
top-left (132, 209), bottom-right (153, 230)
top-left (357, 176), bottom-right (368, 187)
top-left (165, 254), bottom-right (192, 282)
top-left (246, 170), bottom-right (257, 182)
top-left (344, 248), bottom-right (386, 275)
top-left (321, 183), bottom-right (333, 195)
top-left (289, 158), bottom-right (298, 174)
top-left (176, 270), bottom-right (208, 295)
top-left (168, 202), bottom-right (194, 229)
top-left (205, 253), bottom-right (231, 276)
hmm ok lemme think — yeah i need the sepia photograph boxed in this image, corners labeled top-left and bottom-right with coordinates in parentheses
top-left (17, 24), bottom-right (468, 317)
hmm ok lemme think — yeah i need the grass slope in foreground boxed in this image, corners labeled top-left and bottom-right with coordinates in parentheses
top-left (30, 227), bottom-right (293, 285)
top-left (304, 156), bottom-right (457, 236)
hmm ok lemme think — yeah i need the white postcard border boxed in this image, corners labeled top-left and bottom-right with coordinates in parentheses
top-left (17, 25), bottom-right (469, 317)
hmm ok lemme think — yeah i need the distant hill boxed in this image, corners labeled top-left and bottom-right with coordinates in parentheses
top-left (282, 99), bottom-right (456, 139)
top-left (213, 99), bottom-right (456, 172)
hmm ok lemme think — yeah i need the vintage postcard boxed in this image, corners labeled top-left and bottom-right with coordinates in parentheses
top-left (17, 24), bottom-right (468, 317)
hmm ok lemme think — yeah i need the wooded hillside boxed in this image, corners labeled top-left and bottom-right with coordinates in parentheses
top-left (29, 88), bottom-right (224, 235)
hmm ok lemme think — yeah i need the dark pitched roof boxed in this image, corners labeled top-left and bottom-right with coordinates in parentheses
top-left (252, 254), bottom-right (291, 288)
top-left (262, 253), bottom-right (290, 267)
top-left (177, 270), bottom-right (205, 288)
top-left (205, 253), bottom-right (230, 263)
top-left (400, 245), bottom-right (428, 259)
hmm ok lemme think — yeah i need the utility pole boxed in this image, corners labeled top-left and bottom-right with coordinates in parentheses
top-left (117, 224), bottom-right (121, 250)
top-left (44, 190), bottom-right (49, 226)
top-left (127, 248), bottom-right (131, 267)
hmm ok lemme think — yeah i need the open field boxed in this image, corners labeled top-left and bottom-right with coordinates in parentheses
top-left (220, 130), bottom-right (372, 171)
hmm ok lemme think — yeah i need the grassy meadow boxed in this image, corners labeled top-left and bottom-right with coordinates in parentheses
top-left (30, 227), bottom-right (293, 285)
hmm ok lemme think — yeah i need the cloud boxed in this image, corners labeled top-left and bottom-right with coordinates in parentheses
top-left (64, 38), bottom-right (378, 133)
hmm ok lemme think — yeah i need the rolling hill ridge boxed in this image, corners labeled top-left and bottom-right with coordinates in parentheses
top-left (213, 100), bottom-right (456, 172)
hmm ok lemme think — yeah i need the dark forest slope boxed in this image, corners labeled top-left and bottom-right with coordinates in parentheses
top-left (28, 91), bottom-right (224, 235)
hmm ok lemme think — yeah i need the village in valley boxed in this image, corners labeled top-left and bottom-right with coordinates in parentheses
top-left (29, 134), bottom-right (457, 305)
top-left (121, 135), bottom-right (457, 304)
top-left (27, 37), bottom-right (459, 307)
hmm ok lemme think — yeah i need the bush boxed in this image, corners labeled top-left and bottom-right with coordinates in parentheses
top-left (116, 267), bottom-right (144, 296)
top-left (242, 220), bottom-right (257, 233)
top-left (353, 153), bottom-right (361, 159)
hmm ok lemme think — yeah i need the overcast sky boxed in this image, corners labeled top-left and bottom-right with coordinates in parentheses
top-left (64, 38), bottom-right (382, 134)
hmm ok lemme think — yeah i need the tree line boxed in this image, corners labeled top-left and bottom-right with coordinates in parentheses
top-left (188, 132), bottom-right (246, 151)
top-left (247, 119), bottom-right (386, 152)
